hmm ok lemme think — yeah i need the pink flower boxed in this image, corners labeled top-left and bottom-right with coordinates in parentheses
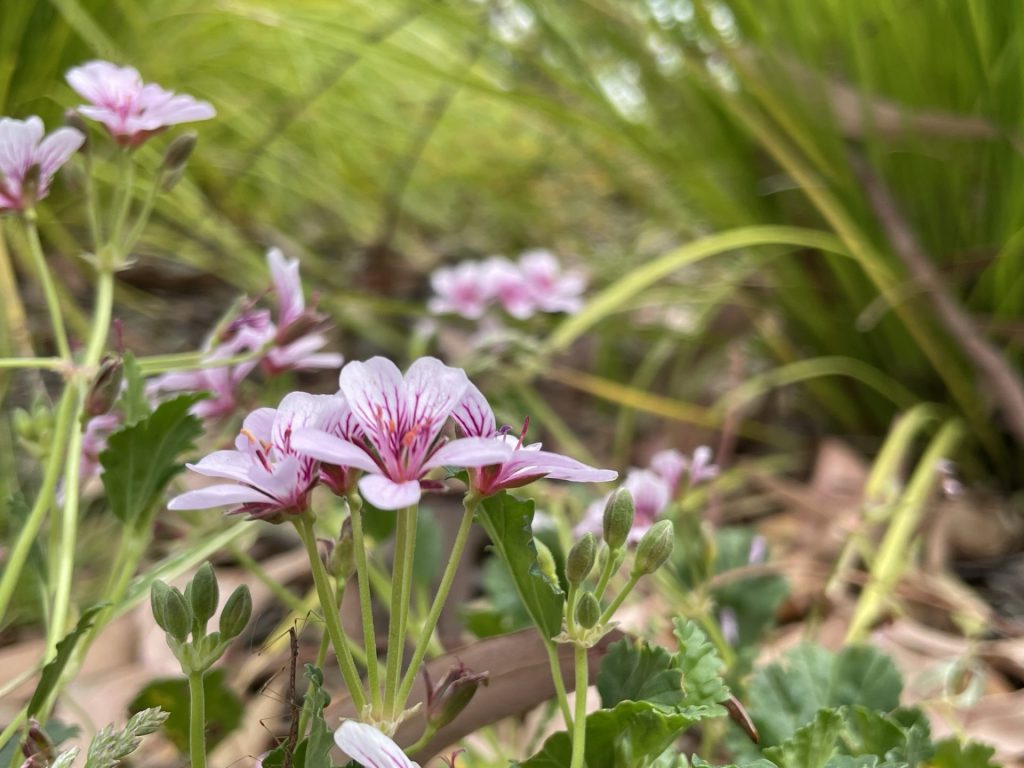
top-left (650, 445), bottom-right (719, 494)
top-left (578, 468), bottom-right (670, 543)
top-left (66, 61), bottom-right (215, 146)
top-left (428, 261), bottom-right (492, 320)
top-left (80, 412), bottom-right (121, 481)
top-left (168, 392), bottom-right (339, 521)
top-left (334, 721), bottom-right (418, 768)
top-left (0, 117), bottom-right (84, 211)
top-left (518, 249), bottom-right (585, 314)
top-left (451, 383), bottom-right (617, 497)
top-left (292, 357), bottom-right (510, 510)
top-left (146, 348), bottom-right (255, 421)
top-left (486, 256), bottom-right (536, 319)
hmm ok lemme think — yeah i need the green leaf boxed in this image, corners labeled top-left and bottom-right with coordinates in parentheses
top-left (412, 507), bottom-right (442, 585)
top-left (100, 393), bottom-right (205, 524)
top-left (673, 619), bottom-right (730, 716)
top-left (763, 708), bottom-right (843, 768)
top-left (598, 638), bottom-right (683, 709)
top-left (518, 700), bottom-right (698, 768)
top-left (844, 706), bottom-right (931, 765)
top-left (477, 491), bottom-right (564, 639)
top-left (118, 352), bottom-right (151, 426)
top-left (28, 603), bottom-right (108, 716)
top-left (930, 739), bottom-right (1001, 768)
top-left (711, 528), bottom-right (788, 651)
top-left (690, 757), bottom-right (778, 768)
top-left (128, 670), bottom-right (242, 752)
top-left (747, 644), bottom-right (902, 747)
top-left (262, 665), bottom-right (332, 768)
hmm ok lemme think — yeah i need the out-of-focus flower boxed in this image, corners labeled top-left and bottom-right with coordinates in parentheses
top-left (293, 357), bottom-right (509, 510)
top-left (66, 61), bottom-right (215, 146)
top-left (451, 383), bottom-right (616, 497)
top-left (719, 606), bottom-right (739, 646)
top-left (486, 256), bottom-right (535, 319)
top-left (747, 534), bottom-right (767, 565)
top-left (80, 412), bottom-right (121, 481)
top-left (0, 117), bottom-right (84, 211)
top-left (146, 349), bottom-right (254, 421)
top-left (517, 249), bottom-right (585, 314)
top-left (428, 261), bottom-right (492, 319)
top-left (168, 392), bottom-right (339, 521)
top-left (650, 445), bottom-right (719, 494)
top-left (334, 721), bottom-right (419, 768)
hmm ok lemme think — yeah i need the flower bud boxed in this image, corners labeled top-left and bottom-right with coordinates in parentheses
top-left (219, 584), bottom-right (252, 639)
top-left (150, 579), bottom-right (172, 631)
top-left (632, 520), bottom-right (674, 576)
top-left (534, 539), bottom-right (557, 583)
top-left (329, 517), bottom-right (355, 580)
top-left (163, 585), bottom-right (192, 642)
top-left (21, 719), bottom-right (54, 768)
top-left (21, 165), bottom-right (40, 208)
top-left (64, 110), bottom-right (90, 154)
top-left (189, 562), bottom-right (219, 627)
top-left (603, 487), bottom-right (634, 551)
top-left (575, 591), bottom-right (601, 630)
top-left (160, 132), bottom-right (196, 192)
top-left (565, 533), bottom-right (596, 584)
top-left (425, 664), bottom-right (489, 730)
top-left (84, 355), bottom-right (123, 417)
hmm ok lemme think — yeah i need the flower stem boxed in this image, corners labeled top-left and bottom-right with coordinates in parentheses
top-left (598, 573), bottom-right (641, 625)
top-left (22, 212), bottom-right (70, 360)
top-left (0, 385), bottom-right (77, 625)
top-left (295, 516), bottom-right (367, 713)
top-left (593, 549), bottom-right (622, 601)
top-left (188, 671), bottom-right (207, 768)
top-left (544, 639), bottom-right (574, 728)
top-left (395, 495), bottom-right (478, 711)
top-left (349, 493), bottom-right (383, 715)
top-left (0, 357), bottom-right (65, 370)
top-left (384, 505), bottom-right (417, 719)
top-left (569, 644), bottom-right (588, 768)
top-left (405, 723), bottom-right (438, 755)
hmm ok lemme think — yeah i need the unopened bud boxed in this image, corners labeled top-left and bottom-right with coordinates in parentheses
top-left (565, 533), bottom-right (596, 584)
top-left (153, 581), bottom-right (191, 642)
top-left (575, 591), bottom-right (601, 629)
top-left (84, 355), bottom-right (123, 417)
top-left (603, 487), bottom-right (634, 551)
top-left (189, 562), bottom-right (219, 627)
top-left (426, 664), bottom-right (488, 729)
top-left (329, 517), bottom-right (355, 580)
top-left (219, 584), bottom-right (252, 639)
top-left (534, 539), bottom-right (557, 583)
top-left (274, 311), bottom-right (326, 346)
top-left (21, 719), bottom-right (54, 768)
top-left (21, 165), bottom-right (41, 208)
top-left (633, 520), bottom-right (674, 576)
top-left (64, 110), bottom-right (90, 154)
top-left (160, 132), bottom-right (196, 191)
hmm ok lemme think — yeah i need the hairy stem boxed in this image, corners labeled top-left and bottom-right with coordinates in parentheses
top-left (188, 671), bottom-right (207, 768)
top-left (569, 644), bottom-right (588, 768)
top-left (349, 493), bottom-right (383, 715)
top-left (384, 505), bottom-right (417, 718)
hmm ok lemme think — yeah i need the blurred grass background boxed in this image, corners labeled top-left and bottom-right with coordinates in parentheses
top-left (3, 0), bottom-right (1024, 491)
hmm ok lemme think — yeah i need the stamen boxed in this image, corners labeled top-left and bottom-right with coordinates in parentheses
top-left (516, 416), bottom-right (530, 449)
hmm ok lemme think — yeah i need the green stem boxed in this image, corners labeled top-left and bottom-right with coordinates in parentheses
top-left (593, 549), bottom-right (622, 601)
top-left (298, 586), bottom-right (340, 739)
top-left (383, 505), bottom-right (417, 718)
top-left (395, 496), bottom-right (478, 711)
top-left (107, 151), bottom-right (135, 264)
top-left (22, 212), bottom-right (70, 360)
top-left (569, 644), bottom-right (588, 768)
top-left (598, 573), bottom-right (640, 625)
top-left (544, 639), bottom-right (574, 728)
top-left (136, 342), bottom-right (273, 375)
top-left (188, 671), bottom-right (207, 768)
top-left (565, 582), bottom-right (579, 636)
top-left (349, 493), bottom-right (383, 715)
top-left (122, 171), bottom-right (162, 253)
top-left (405, 723), bottom-right (438, 755)
top-left (295, 516), bottom-right (367, 713)
top-left (0, 385), bottom-right (77, 624)
top-left (82, 270), bottom-right (114, 365)
top-left (0, 357), bottom-right (65, 370)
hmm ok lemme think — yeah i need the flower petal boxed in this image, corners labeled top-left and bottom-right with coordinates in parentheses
top-left (339, 356), bottom-right (406, 441)
top-left (35, 127), bottom-right (84, 180)
top-left (403, 357), bottom-right (469, 435)
top-left (186, 450), bottom-right (254, 483)
top-left (510, 450), bottom-right (618, 483)
top-left (334, 721), bottom-right (419, 768)
top-left (291, 428), bottom-right (379, 473)
top-left (451, 382), bottom-right (497, 438)
top-left (168, 484), bottom-right (271, 510)
top-left (358, 474), bottom-right (422, 510)
top-left (273, 392), bottom-right (340, 452)
top-left (267, 248), bottom-right (304, 327)
top-left (423, 436), bottom-right (512, 470)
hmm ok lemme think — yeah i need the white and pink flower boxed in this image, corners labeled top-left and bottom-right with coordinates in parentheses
top-left (334, 721), bottom-right (418, 768)
top-left (0, 117), bottom-right (84, 211)
top-left (66, 61), bottom-right (215, 146)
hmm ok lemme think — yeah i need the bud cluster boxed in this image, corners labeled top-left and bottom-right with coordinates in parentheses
top-left (150, 561), bottom-right (252, 675)
top-left (13, 401), bottom-right (55, 462)
top-left (557, 487), bottom-right (675, 647)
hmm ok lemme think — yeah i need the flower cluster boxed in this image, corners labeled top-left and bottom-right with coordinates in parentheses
top-left (578, 446), bottom-right (718, 542)
top-left (0, 118), bottom-right (84, 212)
top-left (428, 249), bottom-right (585, 320)
top-left (147, 248), bottom-right (342, 418)
top-left (171, 356), bottom-right (616, 516)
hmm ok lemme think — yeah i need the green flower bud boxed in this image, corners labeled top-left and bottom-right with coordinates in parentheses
top-left (565, 533), bottom-right (597, 584)
top-left (219, 584), bottom-right (252, 639)
top-left (425, 664), bottom-right (488, 730)
top-left (534, 539), bottom-right (557, 583)
top-left (603, 487), bottom-right (635, 551)
top-left (633, 520), bottom-right (674, 576)
top-left (329, 517), bottom-right (355, 580)
top-left (189, 562), bottom-right (219, 628)
top-left (575, 591), bottom-right (601, 630)
top-left (84, 355), bottom-right (123, 417)
top-left (150, 579), bottom-right (172, 632)
top-left (160, 132), bottom-right (197, 191)
top-left (163, 586), bottom-right (192, 642)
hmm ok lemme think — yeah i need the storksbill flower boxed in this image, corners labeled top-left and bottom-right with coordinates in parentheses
top-left (0, 117), bottom-right (84, 211)
top-left (451, 382), bottom-right (616, 497)
top-left (292, 357), bottom-right (510, 510)
top-left (168, 392), bottom-right (340, 521)
top-left (334, 721), bottom-right (418, 768)
top-left (66, 61), bottom-right (215, 146)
